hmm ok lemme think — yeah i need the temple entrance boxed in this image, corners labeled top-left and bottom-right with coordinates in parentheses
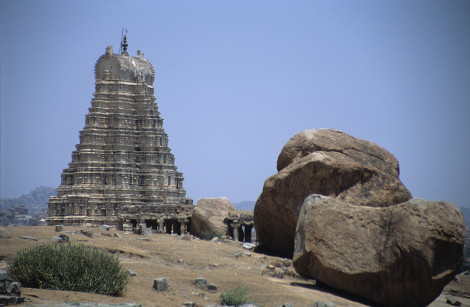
top-left (164, 219), bottom-right (181, 235)
top-left (145, 219), bottom-right (159, 232)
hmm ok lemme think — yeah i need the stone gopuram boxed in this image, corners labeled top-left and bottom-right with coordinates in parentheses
top-left (47, 43), bottom-right (193, 233)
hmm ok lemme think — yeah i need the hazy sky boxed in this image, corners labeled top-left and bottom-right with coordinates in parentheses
top-left (1, 1), bottom-right (469, 208)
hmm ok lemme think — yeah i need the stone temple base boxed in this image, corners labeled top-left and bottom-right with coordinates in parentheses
top-left (46, 204), bottom-right (194, 234)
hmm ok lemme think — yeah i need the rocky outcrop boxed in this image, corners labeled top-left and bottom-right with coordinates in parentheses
top-left (254, 129), bottom-right (412, 257)
top-left (293, 194), bottom-right (466, 307)
top-left (191, 198), bottom-right (236, 238)
top-left (254, 128), bottom-right (467, 305)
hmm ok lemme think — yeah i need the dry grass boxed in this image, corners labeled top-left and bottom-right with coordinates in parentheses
top-left (2, 225), bottom-right (454, 307)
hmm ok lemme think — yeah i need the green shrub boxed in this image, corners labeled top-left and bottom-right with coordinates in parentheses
top-left (8, 243), bottom-right (129, 296)
top-left (202, 229), bottom-right (224, 240)
top-left (220, 285), bottom-right (253, 306)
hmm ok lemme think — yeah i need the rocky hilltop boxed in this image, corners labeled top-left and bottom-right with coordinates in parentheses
top-left (0, 186), bottom-right (55, 213)
top-left (0, 186), bottom-right (55, 226)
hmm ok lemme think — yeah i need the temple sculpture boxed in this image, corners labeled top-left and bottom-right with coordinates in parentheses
top-left (47, 40), bottom-right (193, 232)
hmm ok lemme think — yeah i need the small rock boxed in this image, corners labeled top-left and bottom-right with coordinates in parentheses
top-left (195, 277), bottom-right (208, 290)
top-left (232, 249), bottom-right (242, 258)
top-left (244, 252), bottom-right (252, 257)
top-left (101, 232), bottom-right (112, 237)
top-left (114, 232), bottom-right (121, 238)
top-left (0, 270), bottom-right (8, 280)
top-left (142, 227), bottom-right (152, 237)
top-left (243, 242), bottom-right (255, 250)
top-left (78, 229), bottom-right (94, 238)
top-left (52, 234), bottom-right (69, 244)
top-left (59, 234), bottom-right (69, 243)
top-left (208, 283), bottom-right (217, 293)
top-left (182, 302), bottom-right (195, 307)
top-left (20, 235), bottom-right (37, 241)
top-left (211, 236), bottom-right (219, 242)
top-left (282, 303), bottom-right (293, 307)
top-left (154, 277), bottom-right (167, 292)
top-left (6, 281), bottom-right (21, 295)
top-left (55, 225), bottom-right (64, 232)
top-left (100, 224), bottom-right (111, 231)
top-left (0, 228), bottom-right (11, 238)
top-left (267, 265), bottom-right (275, 270)
top-left (126, 269), bottom-right (136, 276)
top-left (274, 268), bottom-right (285, 278)
top-left (445, 294), bottom-right (461, 306)
top-left (279, 258), bottom-right (292, 267)
top-left (180, 233), bottom-right (191, 241)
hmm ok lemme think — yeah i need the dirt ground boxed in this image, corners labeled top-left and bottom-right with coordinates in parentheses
top-left (0, 226), bottom-right (467, 307)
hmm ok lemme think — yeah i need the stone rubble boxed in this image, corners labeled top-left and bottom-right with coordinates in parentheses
top-left (126, 269), bottom-right (136, 276)
top-left (51, 234), bottom-right (69, 243)
top-left (0, 269), bottom-right (24, 306)
top-left (194, 277), bottom-right (208, 290)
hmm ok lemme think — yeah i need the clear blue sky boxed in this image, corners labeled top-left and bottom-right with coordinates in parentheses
top-left (1, 1), bottom-right (469, 207)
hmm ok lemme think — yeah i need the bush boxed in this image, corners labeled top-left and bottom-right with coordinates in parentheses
top-left (8, 243), bottom-right (129, 295)
top-left (220, 285), bottom-right (253, 306)
top-left (202, 229), bottom-right (224, 240)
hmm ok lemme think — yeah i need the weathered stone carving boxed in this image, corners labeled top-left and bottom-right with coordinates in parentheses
top-left (47, 45), bottom-right (193, 231)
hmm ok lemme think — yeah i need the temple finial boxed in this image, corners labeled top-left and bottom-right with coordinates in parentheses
top-left (120, 29), bottom-right (128, 55)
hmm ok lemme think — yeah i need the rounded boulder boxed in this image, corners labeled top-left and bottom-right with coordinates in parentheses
top-left (191, 197), bottom-right (236, 239)
top-left (293, 195), bottom-right (466, 307)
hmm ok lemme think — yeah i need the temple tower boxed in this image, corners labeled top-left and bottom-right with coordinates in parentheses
top-left (47, 44), bottom-right (193, 231)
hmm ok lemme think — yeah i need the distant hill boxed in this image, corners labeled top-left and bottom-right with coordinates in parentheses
top-left (0, 186), bottom-right (56, 213)
top-left (233, 201), bottom-right (255, 211)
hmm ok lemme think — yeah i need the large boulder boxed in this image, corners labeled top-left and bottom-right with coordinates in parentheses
top-left (254, 129), bottom-right (412, 257)
top-left (293, 194), bottom-right (466, 307)
top-left (191, 198), bottom-right (236, 238)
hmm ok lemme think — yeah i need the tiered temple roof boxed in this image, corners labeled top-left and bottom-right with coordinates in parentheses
top-left (47, 44), bottom-right (193, 231)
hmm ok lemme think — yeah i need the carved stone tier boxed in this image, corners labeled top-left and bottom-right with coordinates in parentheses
top-left (47, 45), bottom-right (193, 230)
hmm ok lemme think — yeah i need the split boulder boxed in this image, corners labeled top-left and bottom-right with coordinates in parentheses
top-left (254, 129), bottom-right (412, 257)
